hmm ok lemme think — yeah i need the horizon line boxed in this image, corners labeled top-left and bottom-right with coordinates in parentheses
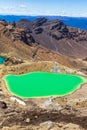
top-left (0, 14), bottom-right (87, 18)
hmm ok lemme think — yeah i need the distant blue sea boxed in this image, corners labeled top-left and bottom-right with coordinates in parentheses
top-left (0, 15), bottom-right (87, 30)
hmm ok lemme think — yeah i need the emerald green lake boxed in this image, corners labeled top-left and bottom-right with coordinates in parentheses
top-left (0, 56), bottom-right (6, 64)
top-left (3, 72), bottom-right (86, 98)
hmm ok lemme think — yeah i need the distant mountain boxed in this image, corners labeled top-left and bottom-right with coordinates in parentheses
top-left (16, 17), bottom-right (87, 59)
top-left (0, 19), bottom-right (76, 69)
top-left (0, 15), bottom-right (87, 30)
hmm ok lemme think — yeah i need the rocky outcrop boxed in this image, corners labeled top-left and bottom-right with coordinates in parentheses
top-left (34, 27), bottom-right (43, 34)
top-left (4, 57), bottom-right (23, 66)
top-left (0, 20), bottom-right (35, 46)
top-left (33, 17), bottom-right (47, 27)
top-left (0, 101), bottom-right (7, 109)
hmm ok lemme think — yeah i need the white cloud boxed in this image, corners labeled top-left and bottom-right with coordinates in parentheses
top-left (0, 4), bottom-right (87, 17)
top-left (19, 4), bottom-right (28, 9)
top-left (0, 6), bottom-right (13, 11)
top-left (0, 4), bottom-right (29, 15)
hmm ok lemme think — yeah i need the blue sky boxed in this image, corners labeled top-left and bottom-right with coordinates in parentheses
top-left (0, 0), bottom-right (87, 17)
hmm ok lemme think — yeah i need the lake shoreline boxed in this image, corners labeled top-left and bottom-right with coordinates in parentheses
top-left (3, 72), bottom-right (87, 99)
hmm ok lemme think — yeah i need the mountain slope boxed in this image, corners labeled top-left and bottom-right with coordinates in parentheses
top-left (16, 18), bottom-right (87, 59)
top-left (0, 19), bottom-right (87, 71)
